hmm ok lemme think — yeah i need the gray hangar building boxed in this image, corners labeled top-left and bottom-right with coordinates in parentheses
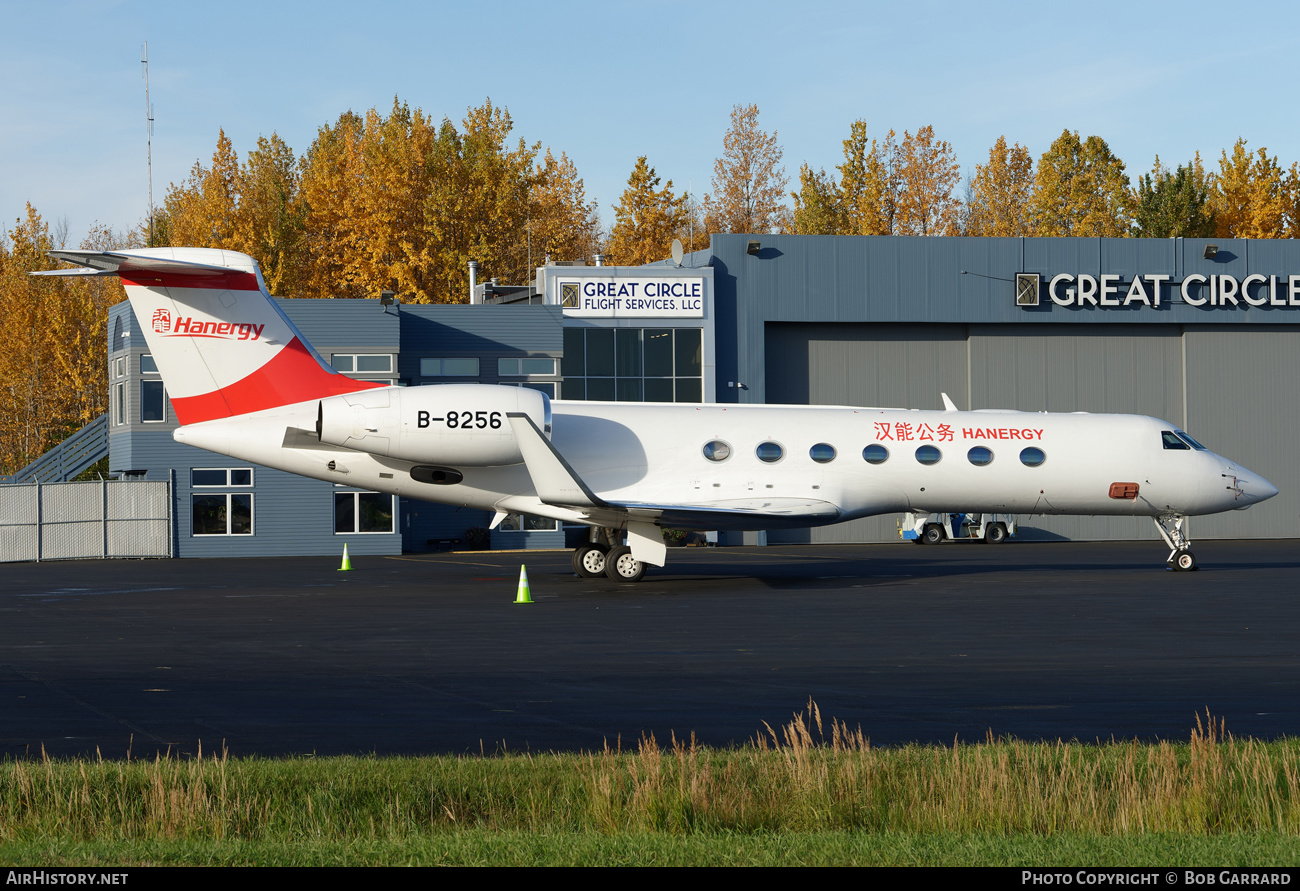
top-left (106, 233), bottom-right (1299, 557)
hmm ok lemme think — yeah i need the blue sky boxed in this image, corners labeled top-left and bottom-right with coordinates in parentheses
top-left (4, 0), bottom-right (1298, 245)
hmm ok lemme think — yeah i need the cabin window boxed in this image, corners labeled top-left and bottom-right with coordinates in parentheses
top-left (809, 443), bottom-right (836, 464)
top-left (915, 445), bottom-right (942, 465)
top-left (1174, 429), bottom-right (1208, 451)
top-left (703, 440), bottom-right (731, 462)
top-left (1161, 431), bottom-right (1190, 450)
top-left (1020, 447), bottom-right (1046, 467)
top-left (862, 444), bottom-right (889, 464)
top-left (756, 441), bottom-right (784, 463)
top-left (967, 446), bottom-right (993, 466)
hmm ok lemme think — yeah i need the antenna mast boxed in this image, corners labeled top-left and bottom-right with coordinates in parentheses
top-left (142, 42), bottom-right (154, 244)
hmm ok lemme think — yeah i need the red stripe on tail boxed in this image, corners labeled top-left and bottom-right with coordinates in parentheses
top-left (122, 271), bottom-right (262, 291)
top-left (169, 336), bottom-right (382, 425)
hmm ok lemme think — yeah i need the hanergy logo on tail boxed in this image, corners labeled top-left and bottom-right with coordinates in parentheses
top-left (159, 315), bottom-right (266, 341)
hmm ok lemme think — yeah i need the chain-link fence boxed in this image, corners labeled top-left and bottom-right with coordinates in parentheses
top-left (0, 479), bottom-right (171, 562)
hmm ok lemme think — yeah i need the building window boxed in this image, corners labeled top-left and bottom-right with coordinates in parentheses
top-left (334, 491), bottom-right (395, 534)
top-left (192, 494), bottom-right (253, 535)
top-left (192, 468), bottom-right (253, 487)
top-left (112, 383), bottom-right (125, 426)
top-left (141, 354), bottom-right (159, 374)
top-left (420, 357), bottom-right (480, 377)
top-left (141, 381), bottom-right (166, 423)
top-left (498, 357), bottom-right (557, 376)
top-left (497, 512), bottom-right (557, 531)
top-left (562, 327), bottom-right (703, 403)
top-left (500, 381), bottom-right (558, 398)
top-left (332, 354), bottom-right (393, 374)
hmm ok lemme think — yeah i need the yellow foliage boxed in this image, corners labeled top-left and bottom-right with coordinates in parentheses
top-left (0, 207), bottom-right (126, 474)
top-left (966, 136), bottom-right (1035, 237)
top-left (606, 157), bottom-right (692, 267)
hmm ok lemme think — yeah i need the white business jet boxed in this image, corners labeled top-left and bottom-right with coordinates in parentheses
top-left (38, 248), bottom-right (1278, 580)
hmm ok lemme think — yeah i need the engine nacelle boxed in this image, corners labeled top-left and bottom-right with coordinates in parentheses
top-left (317, 384), bottom-right (549, 466)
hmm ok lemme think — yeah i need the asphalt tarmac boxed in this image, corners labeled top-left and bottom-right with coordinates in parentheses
top-left (2, 539), bottom-right (1298, 758)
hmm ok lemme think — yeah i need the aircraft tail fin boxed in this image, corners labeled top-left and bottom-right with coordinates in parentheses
top-left (40, 248), bottom-right (380, 425)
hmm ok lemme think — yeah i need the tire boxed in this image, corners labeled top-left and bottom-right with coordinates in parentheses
top-left (572, 544), bottom-right (608, 578)
top-left (984, 523), bottom-right (1008, 545)
top-left (604, 545), bottom-right (647, 582)
top-left (922, 524), bottom-right (944, 545)
top-left (1174, 550), bottom-right (1197, 572)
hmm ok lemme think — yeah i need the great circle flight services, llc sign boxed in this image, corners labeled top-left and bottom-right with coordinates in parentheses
top-left (559, 277), bottom-right (706, 318)
top-left (1038, 272), bottom-right (1300, 309)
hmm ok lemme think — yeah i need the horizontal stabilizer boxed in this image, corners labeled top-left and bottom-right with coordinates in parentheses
top-left (35, 250), bottom-right (242, 277)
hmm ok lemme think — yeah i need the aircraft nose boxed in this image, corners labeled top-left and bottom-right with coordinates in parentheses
top-left (1232, 468), bottom-right (1279, 505)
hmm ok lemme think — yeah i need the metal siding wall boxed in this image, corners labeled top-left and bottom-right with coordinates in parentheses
top-left (1184, 327), bottom-right (1299, 540)
top-left (128, 433), bottom-right (400, 557)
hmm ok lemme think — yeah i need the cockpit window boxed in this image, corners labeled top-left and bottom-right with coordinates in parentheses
top-left (1161, 431), bottom-right (1190, 450)
top-left (1174, 429), bottom-right (1208, 451)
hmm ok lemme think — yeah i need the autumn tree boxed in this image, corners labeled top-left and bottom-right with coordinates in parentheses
top-left (965, 136), bottom-right (1035, 236)
top-left (530, 149), bottom-right (600, 264)
top-left (703, 104), bottom-right (789, 234)
top-left (891, 126), bottom-right (961, 235)
top-left (1211, 139), bottom-right (1290, 239)
top-left (1030, 130), bottom-right (1133, 237)
top-left (163, 129), bottom-right (240, 248)
top-left (1132, 155), bottom-right (1215, 238)
top-left (789, 163), bottom-right (845, 235)
top-left (0, 207), bottom-right (130, 474)
top-left (839, 121), bottom-right (895, 235)
top-left (233, 134), bottom-right (305, 295)
top-left (606, 157), bottom-right (691, 266)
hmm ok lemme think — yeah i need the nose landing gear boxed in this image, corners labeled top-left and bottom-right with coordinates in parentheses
top-left (1155, 515), bottom-right (1198, 571)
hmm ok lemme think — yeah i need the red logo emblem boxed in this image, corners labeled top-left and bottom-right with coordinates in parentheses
top-left (152, 309), bottom-right (171, 333)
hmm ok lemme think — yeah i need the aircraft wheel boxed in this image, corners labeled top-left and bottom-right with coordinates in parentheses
top-left (984, 523), bottom-right (1008, 545)
top-left (604, 546), bottom-right (647, 582)
top-left (572, 544), bottom-right (608, 578)
top-left (1173, 549), bottom-right (1197, 572)
top-left (921, 524), bottom-right (944, 545)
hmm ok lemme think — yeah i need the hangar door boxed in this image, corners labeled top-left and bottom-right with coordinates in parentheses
top-left (763, 322), bottom-right (1211, 544)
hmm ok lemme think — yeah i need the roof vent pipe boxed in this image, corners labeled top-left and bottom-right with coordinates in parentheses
top-left (468, 260), bottom-right (478, 304)
top-left (594, 253), bottom-right (604, 267)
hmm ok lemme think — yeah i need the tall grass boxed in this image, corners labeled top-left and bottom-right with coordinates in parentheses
top-left (2, 707), bottom-right (1299, 844)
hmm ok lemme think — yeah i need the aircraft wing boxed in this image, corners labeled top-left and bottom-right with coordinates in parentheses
top-left (506, 413), bottom-right (842, 530)
top-left (612, 498), bottom-right (842, 531)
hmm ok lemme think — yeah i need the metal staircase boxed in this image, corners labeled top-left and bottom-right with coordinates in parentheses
top-left (2, 414), bottom-right (109, 484)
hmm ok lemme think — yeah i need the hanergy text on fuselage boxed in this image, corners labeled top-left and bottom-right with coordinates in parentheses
top-left (1048, 273), bottom-right (1300, 308)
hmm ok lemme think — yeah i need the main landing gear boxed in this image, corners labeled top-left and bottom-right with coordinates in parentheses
top-left (572, 528), bottom-right (650, 583)
top-left (1154, 515), bottom-right (1197, 572)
